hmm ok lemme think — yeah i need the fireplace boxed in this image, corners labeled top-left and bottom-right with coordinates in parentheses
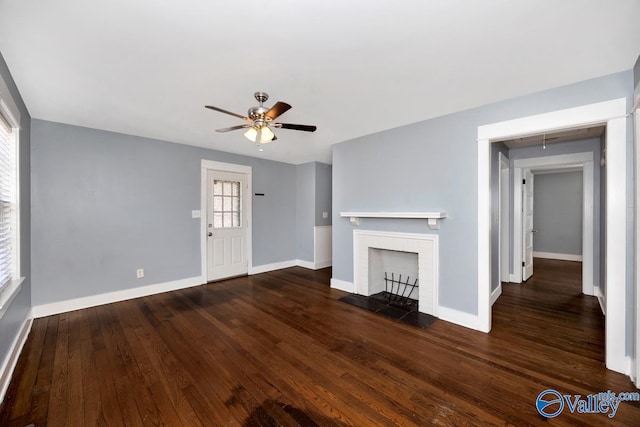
top-left (354, 230), bottom-right (438, 316)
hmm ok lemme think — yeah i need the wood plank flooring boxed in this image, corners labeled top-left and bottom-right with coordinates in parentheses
top-left (1, 259), bottom-right (638, 426)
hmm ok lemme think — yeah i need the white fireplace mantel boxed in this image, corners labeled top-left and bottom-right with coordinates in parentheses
top-left (340, 211), bottom-right (447, 230)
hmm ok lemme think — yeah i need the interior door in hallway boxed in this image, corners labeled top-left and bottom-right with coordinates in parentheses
top-left (206, 170), bottom-right (248, 281)
top-left (522, 169), bottom-right (534, 281)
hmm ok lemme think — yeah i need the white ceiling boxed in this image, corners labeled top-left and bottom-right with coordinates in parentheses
top-left (0, 1), bottom-right (639, 165)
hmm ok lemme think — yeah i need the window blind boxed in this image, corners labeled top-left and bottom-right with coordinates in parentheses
top-left (0, 112), bottom-right (16, 290)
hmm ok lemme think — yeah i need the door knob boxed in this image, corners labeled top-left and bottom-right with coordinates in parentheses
top-left (208, 232), bottom-right (213, 237)
top-left (531, 229), bottom-right (538, 233)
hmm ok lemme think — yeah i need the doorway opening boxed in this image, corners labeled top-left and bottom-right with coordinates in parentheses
top-left (509, 151), bottom-right (597, 295)
top-left (477, 98), bottom-right (628, 375)
top-left (200, 160), bottom-right (252, 282)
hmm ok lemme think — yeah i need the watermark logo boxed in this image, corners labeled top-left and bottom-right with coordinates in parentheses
top-left (536, 389), bottom-right (564, 418)
top-left (535, 389), bottom-right (640, 419)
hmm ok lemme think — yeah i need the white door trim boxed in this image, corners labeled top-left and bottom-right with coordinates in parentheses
top-left (477, 98), bottom-right (628, 375)
top-left (511, 152), bottom-right (595, 297)
top-left (499, 153), bottom-right (509, 283)
top-left (200, 160), bottom-right (252, 282)
top-left (634, 108), bottom-right (640, 387)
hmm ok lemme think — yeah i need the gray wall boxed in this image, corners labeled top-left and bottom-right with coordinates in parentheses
top-left (315, 162), bottom-right (332, 226)
top-left (508, 138), bottom-right (602, 283)
top-left (533, 171), bottom-right (583, 255)
top-left (332, 70), bottom-right (632, 319)
top-left (296, 162), bottom-right (315, 262)
top-left (491, 142), bottom-right (508, 291)
top-left (31, 120), bottom-right (297, 306)
top-left (296, 161), bottom-right (333, 262)
top-left (0, 52), bottom-right (31, 371)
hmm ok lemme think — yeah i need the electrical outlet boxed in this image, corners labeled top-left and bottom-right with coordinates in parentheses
top-left (136, 268), bottom-right (144, 278)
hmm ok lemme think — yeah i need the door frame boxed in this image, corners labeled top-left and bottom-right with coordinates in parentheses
top-left (634, 107), bottom-right (640, 387)
top-left (499, 153), bottom-right (509, 283)
top-left (511, 152), bottom-right (594, 294)
top-left (477, 98), bottom-right (628, 375)
top-left (200, 159), bottom-right (252, 282)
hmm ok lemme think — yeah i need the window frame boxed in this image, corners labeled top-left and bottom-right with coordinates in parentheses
top-left (0, 92), bottom-right (23, 319)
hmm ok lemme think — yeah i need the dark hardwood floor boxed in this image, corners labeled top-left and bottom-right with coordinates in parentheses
top-left (1, 259), bottom-right (638, 426)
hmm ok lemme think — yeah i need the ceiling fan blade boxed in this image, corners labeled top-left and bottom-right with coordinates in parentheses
top-left (205, 105), bottom-right (251, 122)
top-left (275, 123), bottom-right (317, 132)
top-left (215, 124), bottom-right (251, 132)
top-left (265, 101), bottom-right (292, 120)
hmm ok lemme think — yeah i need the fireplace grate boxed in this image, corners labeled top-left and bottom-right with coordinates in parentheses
top-left (383, 272), bottom-right (418, 306)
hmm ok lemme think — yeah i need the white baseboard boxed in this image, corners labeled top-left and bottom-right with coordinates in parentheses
top-left (330, 278), bottom-right (354, 293)
top-left (296, 259), bottom-right (316, 270)
top-left (249, 260), bottom-right (297, 275)
top-left (596, 287), bottom-right (606, 315)
top-left (509, 273), bottom-right (520, 283)
top-left (437, 306), bottom-right (479, 331)
top-left (491, 284), bottom-right (502, 306)
top-left (0, 309), bottom-right (33, 405)
top-left (32, 276), bottom-right (204, 318)
top-left (533, 251), bottom-right (583, 262)
top-left (314, 259), bottom-right (332, 269)
top-left (250, 259), bottom-right (332, 274)
top-left (296, 259), bottom-right (332, 270)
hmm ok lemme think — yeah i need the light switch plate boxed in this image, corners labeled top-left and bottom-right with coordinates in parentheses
top-left (322, 212), bottom-right (328, 219)
top-left (192, 210), bottom-right (201, 218)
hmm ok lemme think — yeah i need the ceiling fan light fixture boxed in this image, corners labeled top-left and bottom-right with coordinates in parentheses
top-left (244, 125), bottom-right (274, 144)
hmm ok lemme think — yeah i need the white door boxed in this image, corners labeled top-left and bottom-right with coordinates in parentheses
top-left (206, 170), bottom-right (248, 281)
top-left (522, 170), bottom-right (534, 281)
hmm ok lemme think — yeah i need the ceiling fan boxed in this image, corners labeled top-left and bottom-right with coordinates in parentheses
top-left (205, 92), bottom-right (317, 144)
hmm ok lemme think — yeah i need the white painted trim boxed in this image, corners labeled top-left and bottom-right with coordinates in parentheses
top-left (477, 97), bottom-right (628, 375)
top-left (491, 284), bottom-right (502, 306)
top-left (0, 75), bottom-right (22, 126)
top-left (596, 286), bottom-right (606, 316)
top-left (248, 260), bottom-right (297, 275)
top-left (582, 161), bottom-right (595, 296)
top-left (32, 276), bottom-right (204, 318)
top-left (340, 211), bottom-right (446, 219)
top-left (478, 138), bottom-right (492, 332)
top-left (534, 167), bottom-right (583, 175)
top-left (514, 152), bottom-right (593, 168)
top-left (477, 98), bottom-right (627, 141)
top-left (247, 258), bottom-right (332, 275)
top-left (533, 252), bottom-right (583, 262)
top-left (330, 278), bottom-right (354, 293)
top-left (0, 277), bottom-right (24, 321)
top-left (340, 211), bottom-right (446, 230)
top-left (201, 159), bottom-right (252, 174)
top-left (509, 273), bottom-right (519, 283)
top-left (313, 260), bottom-right (332, 270)
top-left (297, 259), bottom-right (332, 270)
top-left (512, 168), bottom-right (523, 283)
top-left (200, 160), bottom-right (252, 283)
top-left (296, 259), bottom-right (316, 270)
top-left (437, 306), bottom-right (478, 331)
top-left (605, 116), bottom-right (627, 373)
top-left (513, 154), bottom-right (595, 295)
top-left (499, 153), bottom-right (510, 283)
top-left (634, 109), bottom-right (640, 387)
top-left (0, 309), bottom-right (32, 405)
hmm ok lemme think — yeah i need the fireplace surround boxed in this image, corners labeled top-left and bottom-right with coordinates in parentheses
top-left (353, 230), bottom-right (438, 316)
